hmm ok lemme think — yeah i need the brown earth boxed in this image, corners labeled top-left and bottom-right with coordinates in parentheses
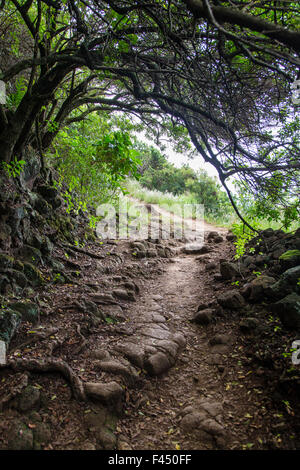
top-left (0, 202), bottom-right (299, 451)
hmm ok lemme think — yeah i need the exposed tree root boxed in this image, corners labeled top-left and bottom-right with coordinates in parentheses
top-left (74, 325), bottom-right (88, 355)
top-left (10, 328), bottom-right (59, 353)
top-left (61, 243), bottom-right (105, 260)
top-left (1, 358), bottom-right (86, 401)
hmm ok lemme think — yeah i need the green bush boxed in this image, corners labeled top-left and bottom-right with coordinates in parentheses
top-left (47, 113), bottom-right (141, 215)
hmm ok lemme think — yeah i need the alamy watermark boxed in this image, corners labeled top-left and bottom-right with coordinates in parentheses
top-left (96, 198), bottom-right (204, 242)
top-left (0, 80), bottom-right (6, 105)
top-left (291, 79), bottom-right (300, 105)
top-left (291, 340), bottom-right (300, 365)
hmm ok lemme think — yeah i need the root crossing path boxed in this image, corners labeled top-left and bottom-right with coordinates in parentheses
top-left (1, 206), bottom-right (280, 451)
top-left (116, 241), bottom-right (239, 451)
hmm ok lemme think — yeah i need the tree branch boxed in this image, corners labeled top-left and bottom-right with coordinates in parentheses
top-left (182, 0), bottom-right (300, 52)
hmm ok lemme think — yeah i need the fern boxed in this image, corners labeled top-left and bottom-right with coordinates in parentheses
top-left (7, 77), bottom-right (27, 109)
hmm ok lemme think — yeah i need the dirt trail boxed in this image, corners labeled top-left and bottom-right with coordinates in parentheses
top-left (1, 200), bottom-right (296, 451)
top-left (102, 199), bottom-right (231, 449)
top-left (127, 195), bottom-right (228, 238)
top-left (113, 201), bottom-right (286, 451)
top-left (116, 236), bottom-right (235, 450)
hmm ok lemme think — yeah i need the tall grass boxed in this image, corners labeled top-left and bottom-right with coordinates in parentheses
top-left (124, 179), bottom-right (236, 227)
top-left (124, 179), bottom-right (300, 232)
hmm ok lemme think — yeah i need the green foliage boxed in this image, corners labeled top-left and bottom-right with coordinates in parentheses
top-left (7, 77), bottom-right (27, 109)
top-left (230, 176), bottom-right (300, 260)
top-left (134, 141), bottom-right (233, 222)
top-left (279, 250), bottom-right (300, 260)
top-left (48, 112), bottom-right (140, 216)
top-left (1, 157), bottom-right (26, 178)
top-left (234, 152), bottom-right (300, 231)
top-left (282, 347), bottom-right (298, 359)
top-left (185, 171), bottom-right (233, 221)
top-left (95, 131), bottom-right (141, 184)
top-left (253, 271), bottom-right (262, 278)
top-left (231, 222), bottom-right (258, 259)
top-left (0, 0), bottom-right (299, 235)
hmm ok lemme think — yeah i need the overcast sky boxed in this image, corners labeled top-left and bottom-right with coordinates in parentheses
top-left (166, 145), bottom-right (219, 177)
top-left (135, 131), bottom-right (237, 193)
top-left (136, 131), bottom-right (221, 179)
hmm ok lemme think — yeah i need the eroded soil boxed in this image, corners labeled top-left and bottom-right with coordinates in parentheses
top-left (0, 205), bottom-right (299, 451)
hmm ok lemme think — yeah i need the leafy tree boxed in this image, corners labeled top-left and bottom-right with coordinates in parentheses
top-left (186, 169), bottom-right (232, 218)
top-left (0, 0), bottom-right (299, 227)
top-left (135, 142), bottom-right (166, 174)
top-left (135, 140), bottom-right (232, 218)
top-left (136, 143), bottom-right (195, 194)
top-left (48, 111), bottom-right (141, 211)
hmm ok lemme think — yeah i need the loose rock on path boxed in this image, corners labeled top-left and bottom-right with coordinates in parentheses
top-left (1, 202), bottom-right (299, 451)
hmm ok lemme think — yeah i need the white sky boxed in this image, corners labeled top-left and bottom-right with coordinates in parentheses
top-left (136, 132), bottom-right (219, 178)
top-left (166, 146), bottom-right (219, 178)
top-left (135, 131), bottom-right (237, 193)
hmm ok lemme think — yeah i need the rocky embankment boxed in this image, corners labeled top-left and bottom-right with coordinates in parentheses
top-left (190, 227), bottom-right (300, 331)
top-left (0, 163), bottom-right (188, 450)
top-left (189, 227), bottom-right (300, 449)
top-left (0, 156), bottom-right (299, 450)
top-left (215, 227), bottom-right (300, 331)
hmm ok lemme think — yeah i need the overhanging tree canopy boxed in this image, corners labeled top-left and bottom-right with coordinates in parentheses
top-left (0, 0), bottom-right (299, 226)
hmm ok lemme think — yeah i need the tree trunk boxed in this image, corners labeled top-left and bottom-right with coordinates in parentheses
top-left (0, 64), bottom-right (74, 163)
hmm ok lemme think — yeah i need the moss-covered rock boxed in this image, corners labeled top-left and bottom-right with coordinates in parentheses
top-left (0, 274), bottom-right (10, 294)
top-left (8, 205), bottom-right (27, 241)
top-left (271, 293), bottom-right (300, 330)
top-left (51, 195), bottom-right (63, 209)
top-left (41, 236), bottom-right (54, 256)
top-left (0, 253), bottom-right (14, 268)
top-left (9, 301), bottom-right (39, 324)
top-left (97, 427), bottom-right (116, 450)
top-left (23, 262), bottom-right (44, 286)
top-left (269, 265), bottom-right (300, 299)
top-left (242, 275), bottom-right (276, 302)
top-left (84, 405), bottom-right (117, 450)
top-left (8, 269), bottom-right (28, 288)
top-left (0, 223), bottom-right (12, 248)
top-left (0, 308), bottom-right (22, 344)
top-left (25, 232), bottom-right (44, 249)
top-left (7, 420), bottom-right (34, 450)
top-left (217, 290), bottom-right (246, 309)
top-left (20, 150), bottom-right (41, 188)
top-left (279, 250), bottom-right (300, 270)
top-left (32, 422), bottom-right (51, 447)
top-left (58, 215), bottom-right (74, 232)
top-left (13, 259), bottom-right (24, 271)
top-left (49, 259), bottom-right (65, 272)
top-left (279, 250), bottom-right (300, 260)
top-left (85, 227), bottom-right (97, 242)
top-left (33, 194), bottom-right (52, 215)
top-left (19, 244), bottom-right (43, 265)
top-left (50, 214), bottom-right (75, 241)
top-left (17, 385), bottom-right (41, 411)
top-left (220, 261), bottom-right (240, 280)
